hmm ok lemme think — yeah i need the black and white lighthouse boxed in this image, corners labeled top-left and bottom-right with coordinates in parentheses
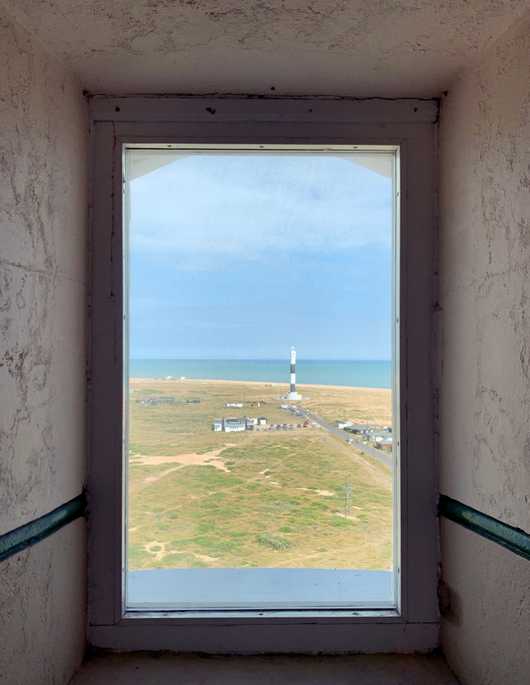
top-left (288, 346), bottom-right (302, 400)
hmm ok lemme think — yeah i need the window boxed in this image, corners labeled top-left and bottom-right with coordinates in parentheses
top-left (88, 98), bottom-right (438, 652)
top-left (125, 146), bottom-right (397, 611)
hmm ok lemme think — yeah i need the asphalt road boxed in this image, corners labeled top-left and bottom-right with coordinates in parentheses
top-left (284, 406), bottom-right (393, 469)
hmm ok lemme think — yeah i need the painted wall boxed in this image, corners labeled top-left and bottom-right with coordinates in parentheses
top-left (2, 0), bottom-right (529, 98)
top-left (0, 11), bottom-right (87, 685)
top-left (0, 522), bottom-right (86, 685)
top-left (438, 14), bottom-right (530, 685)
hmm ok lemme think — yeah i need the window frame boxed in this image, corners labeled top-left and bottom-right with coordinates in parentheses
top-left (88, 96), bottom-right (439, 652)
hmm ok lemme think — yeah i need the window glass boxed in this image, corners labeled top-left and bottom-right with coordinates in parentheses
top-left (125, 147), bottom-right (397, 610)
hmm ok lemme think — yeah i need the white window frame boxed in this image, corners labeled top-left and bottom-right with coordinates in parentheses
top-left (88, 96), bottom-right (438, 652)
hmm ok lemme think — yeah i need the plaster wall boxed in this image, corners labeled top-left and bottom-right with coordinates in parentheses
top-left (440, 520), bottom-right (530, 684)
top-left (0, 12), bottom-right (87, 533)
top-left (1, 0), bottom-right (527, 97)
top-left (0, 11), bottom-right (87, 685)
top-left (439, 13), bottom-right (530, 532)
top-left (438, 14), bottom-right (530, 685)
top-left (0, 522), bottom-right (87, 685)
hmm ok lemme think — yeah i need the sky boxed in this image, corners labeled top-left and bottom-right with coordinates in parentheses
top-left (128, 151), bottom-right (394, 360)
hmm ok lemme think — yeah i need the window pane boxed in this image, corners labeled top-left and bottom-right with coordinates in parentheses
top-left (125, 146), bottom-right (397, 610)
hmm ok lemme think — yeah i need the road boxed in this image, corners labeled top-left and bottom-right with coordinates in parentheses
top-left (285, 406), bottom-right (393, 469)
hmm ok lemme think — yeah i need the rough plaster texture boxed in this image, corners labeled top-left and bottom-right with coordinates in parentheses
top-left (438, 15), bottom-right (530, 685)
top-left (0, 12), bottom-right (87, 534)
top-left (0, 11), bottom-right (87, 685)
top-left (1, 1), bottom-right (528, 97)
top-left (439, 14), bottom-right (530, 532)
top-left (70, 652), bottom-right (458, 684)
top-left (0, 521), bottom-right (87, 685)
top-left (440, 520), bottom-right (530, 685)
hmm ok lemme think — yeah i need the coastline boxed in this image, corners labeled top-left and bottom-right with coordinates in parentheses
top-left (129, 376), bottom-right (391, 393)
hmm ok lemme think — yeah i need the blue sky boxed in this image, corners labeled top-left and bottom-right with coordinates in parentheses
top-left (128, 152), bottom-right (394, 360)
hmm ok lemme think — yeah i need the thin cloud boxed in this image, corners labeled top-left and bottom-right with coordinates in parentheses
top-left (129, 154), bottom-right (393, 260)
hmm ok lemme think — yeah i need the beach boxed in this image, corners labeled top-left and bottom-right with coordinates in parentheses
top-left (129, 358), bottom-right (392, 389)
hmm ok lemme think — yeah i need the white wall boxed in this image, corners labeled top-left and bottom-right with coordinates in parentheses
top-left (439, 14), bottom-right (530, 685)
top-left (0, 11), bottom-right (87, 684)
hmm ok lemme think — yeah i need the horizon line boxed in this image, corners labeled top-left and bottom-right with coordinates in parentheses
top-left (130, 357), bottom-right (392, 362)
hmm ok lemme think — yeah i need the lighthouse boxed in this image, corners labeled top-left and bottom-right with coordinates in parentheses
top-left (287, 346), bottom-right (302, 400)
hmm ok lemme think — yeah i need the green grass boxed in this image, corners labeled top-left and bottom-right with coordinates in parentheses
top-left (127, 378), bottom-right (393, 570)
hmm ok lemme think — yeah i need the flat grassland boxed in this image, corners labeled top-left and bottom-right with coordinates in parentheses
top-left (128, 378), bottom-right (392, 571)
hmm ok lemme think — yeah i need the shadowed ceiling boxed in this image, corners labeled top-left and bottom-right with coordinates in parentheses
top-left (1, 0), bottom-right (528, 95)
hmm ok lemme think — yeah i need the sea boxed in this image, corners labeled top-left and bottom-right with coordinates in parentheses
top-left (129, 359), bottom-right (391, 389)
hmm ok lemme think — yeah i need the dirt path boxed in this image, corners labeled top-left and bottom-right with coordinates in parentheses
top-left (131, 445), bottom-right (236, 488)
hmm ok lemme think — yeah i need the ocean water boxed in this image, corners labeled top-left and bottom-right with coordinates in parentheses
top-left (129, 359), bottom-right (391, 389)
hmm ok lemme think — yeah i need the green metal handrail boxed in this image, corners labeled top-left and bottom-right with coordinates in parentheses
top-left (439, 494), bottom-right (530, 562)
top-left (0, 493), bottom-right (86, 562)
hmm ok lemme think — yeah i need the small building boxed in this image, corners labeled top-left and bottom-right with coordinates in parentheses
top-left (212, 419), bottom-right (223, 432)
top-left (225, 402), bottom-right (243, 408)
top-left (138, 395), bottom-right (176, 407)
top-left (378, 436), bottom-right (393, 451)
top-left (257, 417), bottom-right (267, 426)
top-left (223, 417), bottom-right (246, 432)
top-left (246, 417), bottom-right (258, 428)
top-left (369, 431), bottom-right (393, 448)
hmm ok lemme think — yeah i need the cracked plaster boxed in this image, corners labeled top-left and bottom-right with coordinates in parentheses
top-left (1, 1), bottom-right (529, 96)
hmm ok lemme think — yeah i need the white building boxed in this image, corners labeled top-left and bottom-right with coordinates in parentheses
top-left (225, 402), bottom-right (243, 408)
top-left (223, 418), bottom-right (246, 432)
top-left (212, 419), bottom-right (223, 432)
